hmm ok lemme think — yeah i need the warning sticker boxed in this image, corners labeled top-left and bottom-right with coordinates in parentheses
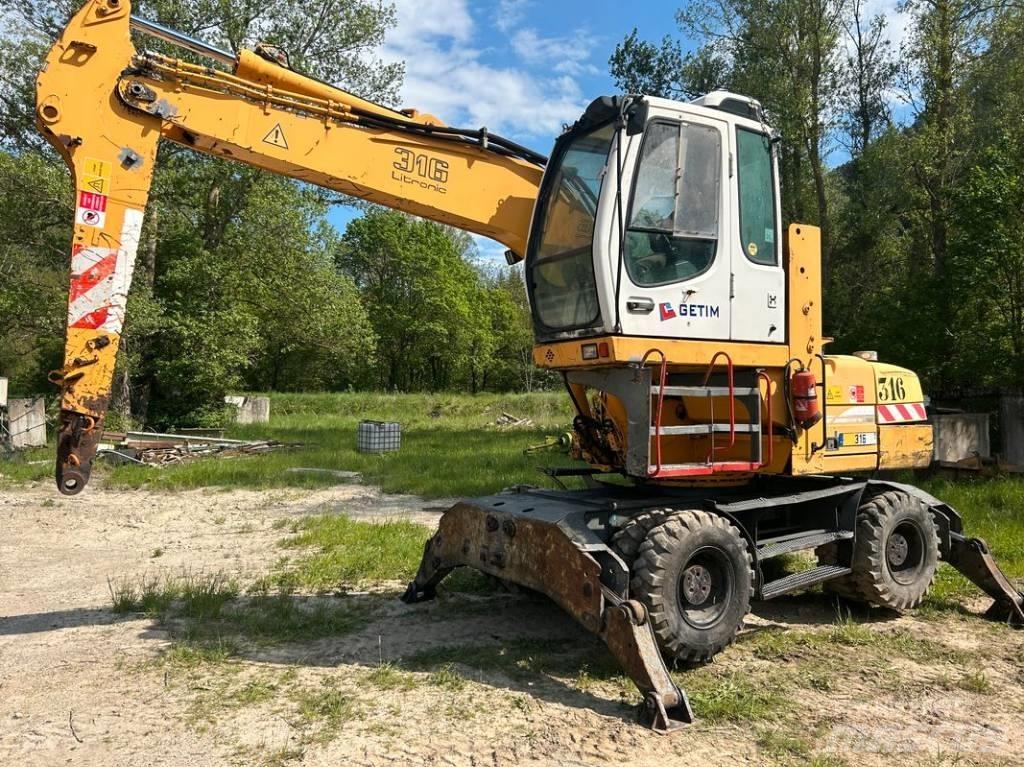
top-left (83, 157), bottom-right (112, 179)
top-left (76, 208), bottom-right (106, 228)
top-left (76, 190), bottom-right (108, 227)
top-left (78, 190), bottom-right (108, 212)
top-left (826, 385), bottom-right (843, 402)
top-left (80, 173), bottom-right (110, 195)
top-left (263, 123), bottom-right (289, 149)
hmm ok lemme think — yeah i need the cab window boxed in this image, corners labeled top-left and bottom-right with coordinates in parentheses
top-left (528, 123), bottom-right (615, 331)
top-left (624, 121), bottom-right (721, 287)
top-left (736, 128), bottom-right (777, 266)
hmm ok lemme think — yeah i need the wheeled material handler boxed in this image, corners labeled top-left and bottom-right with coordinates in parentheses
top-left (37, 0), bottom-right (1024, 733)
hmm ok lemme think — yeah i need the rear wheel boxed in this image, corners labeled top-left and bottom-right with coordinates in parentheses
top-left (631, 511), bottom-right (753, 663)
top-left (850, 491), bottom-right (940, 610)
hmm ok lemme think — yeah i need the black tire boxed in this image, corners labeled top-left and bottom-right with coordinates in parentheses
top-left (631, 511), bottom-right (753, 663)
top-left (609, 508), bottom-right (679, 567)
top-left (850, 491), bottom-right (940, 610)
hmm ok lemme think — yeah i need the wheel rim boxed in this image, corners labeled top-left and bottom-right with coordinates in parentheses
top-left (677, 546), bottom-right (733, 630)
top-left (886, 520), bottom-right (926, 585)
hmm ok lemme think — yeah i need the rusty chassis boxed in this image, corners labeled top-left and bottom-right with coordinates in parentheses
top-left (402, 477), bottom-right (1024, 733)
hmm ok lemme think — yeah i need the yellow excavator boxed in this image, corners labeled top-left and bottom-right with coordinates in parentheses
top-left (37, 0), bottom-right (1023, 732)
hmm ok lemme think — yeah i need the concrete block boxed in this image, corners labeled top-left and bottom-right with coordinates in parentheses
top-left (224, 395), bottom-right (270, 424)
top-left (1001, 395), bottom-right (1024, 467)
top-left (930, 413), bottom-right (990, 463)
top-left (7, 397), bottom-right (47, 448)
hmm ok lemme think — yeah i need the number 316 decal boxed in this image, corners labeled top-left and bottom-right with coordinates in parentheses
top-left (392, 148), bottom-right (448, 193)
top-left (877, 376), bottom-right (906, 402)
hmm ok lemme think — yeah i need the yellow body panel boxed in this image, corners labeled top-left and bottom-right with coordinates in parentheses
top-left (821, 355), bottom-right (879, 461)
top-left (879, 424), bottom-right (933, 469)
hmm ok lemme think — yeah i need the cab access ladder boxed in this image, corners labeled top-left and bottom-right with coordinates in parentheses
top-left (645, 351), bottom-right (773, 478)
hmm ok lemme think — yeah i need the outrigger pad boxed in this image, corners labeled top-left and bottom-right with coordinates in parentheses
top-left (400, 495), bottom-right (695, 732)
top-left (947, 534), bottom-right (1024, 628)
top-left (602, 599), bottom-right (694, 732)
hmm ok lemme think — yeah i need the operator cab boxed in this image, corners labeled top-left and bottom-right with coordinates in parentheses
top-left (525, 91), bottom-right (785, 347)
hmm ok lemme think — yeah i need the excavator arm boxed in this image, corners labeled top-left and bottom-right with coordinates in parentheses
top-left (36, 0), bottom-right (544, 494)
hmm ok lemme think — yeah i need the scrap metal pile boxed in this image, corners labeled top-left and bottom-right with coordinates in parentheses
top-left (98, 430), bottom-right (295, 466)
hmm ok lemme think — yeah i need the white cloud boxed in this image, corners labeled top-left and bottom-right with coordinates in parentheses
top-left (511, 27), bottom-right (600, 77)
top-left (496, 0), bottom-right (532, 34)
top-left (381, 0), bottom-right (590, 138)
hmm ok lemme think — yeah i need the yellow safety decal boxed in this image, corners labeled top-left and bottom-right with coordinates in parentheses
top-left (82, 157), bottom-right (112, 179)
top-left (263, 123), bottom-right (289, 149)
top-left (79, 173), bottom-right (110, 195)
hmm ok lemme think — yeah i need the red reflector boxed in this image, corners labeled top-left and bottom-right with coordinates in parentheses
top-left (598, 342), bottom-right (610, 358)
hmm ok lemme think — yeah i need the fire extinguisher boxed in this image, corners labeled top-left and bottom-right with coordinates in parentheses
top-left (790, 365), bottom-right (823, 430)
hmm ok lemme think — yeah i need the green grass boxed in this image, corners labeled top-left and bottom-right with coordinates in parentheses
top-left (112, 571), bottom-right (373, 658)
top-left (744, 612), bottom-right (971, 667)
top-left (95, 392), bottom-right (577, 498)
top-left (271, 513), bottom-right (494, 592)
top-left (916, 475), bottom-right (1024, 604)
top-left (293, 679), bottom-right (359, 734)
top-left (277, 515), bottom-right (431, 587)
top-left (682, 670), bottom-right (791, 724)
top-left (109, 571), bottom-right (239, 619)
top-left (0, 392), bottom-right (576, 497)
top-left (364, 663), bottom-right (419, 691)
top-left (0, 445), bottom-right (53, 487)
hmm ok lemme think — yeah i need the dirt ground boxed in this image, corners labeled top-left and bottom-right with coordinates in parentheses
top-left (1, 481), bottom-right (1022, 767)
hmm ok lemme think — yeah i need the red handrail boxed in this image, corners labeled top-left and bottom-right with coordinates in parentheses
top-left (701, 351), bottom-right (736, 461)
top-left (756, 370), bottom-right (773, 467)
top-left (640, 348), bottom-right (667, 476)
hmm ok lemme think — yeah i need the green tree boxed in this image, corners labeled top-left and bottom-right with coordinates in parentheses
top-left (0, 151), bottom-right (71, 394)
top-left (338, 209), bottom-right (484, 391)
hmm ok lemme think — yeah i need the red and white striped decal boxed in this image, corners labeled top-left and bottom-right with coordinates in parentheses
top-left (877, 402), bottom-right (927, 423)
top-left (67, 209), bottom-right (144, 333)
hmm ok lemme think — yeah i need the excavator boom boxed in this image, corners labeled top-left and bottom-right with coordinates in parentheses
top-left (36, 0), bottom-right (542, 493)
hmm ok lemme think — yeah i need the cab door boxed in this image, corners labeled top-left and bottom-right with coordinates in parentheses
top-left (616, 114), bottom-right (732, 341)
top-left (729, 127), bottom-right (785, 343)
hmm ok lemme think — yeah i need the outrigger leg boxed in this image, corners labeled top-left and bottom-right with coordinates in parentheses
top-left (947, 533), bottom-right (1024, 626)
top-left (401, 496), bottom-right (693, 733)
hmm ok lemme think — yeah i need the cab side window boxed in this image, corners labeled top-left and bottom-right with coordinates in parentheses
top-left (736, 128), bottom-right (777, 266)
top-left (624, 121), bottom-right (722, 286)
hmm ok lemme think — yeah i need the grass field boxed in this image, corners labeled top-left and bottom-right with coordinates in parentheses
top-left (0, 392), bottom-right (578, 497)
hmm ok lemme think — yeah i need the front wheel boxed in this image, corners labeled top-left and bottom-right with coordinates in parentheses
top-left (850, 491), bottom-right (940, 610)
top-left (631, 511), bottom-right (753, 663)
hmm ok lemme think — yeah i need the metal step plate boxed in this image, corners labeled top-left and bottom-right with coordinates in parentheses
top-left (758, 530), bottom-right (853, 560)
top-left (760, 564), bottom-right (852, 600)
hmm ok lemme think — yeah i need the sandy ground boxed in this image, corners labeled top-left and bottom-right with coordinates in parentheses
top-left (1, 480), bottom-right (1022, 767)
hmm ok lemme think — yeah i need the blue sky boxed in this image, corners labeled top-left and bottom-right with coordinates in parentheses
top-left (326, 0), bottom-right (681, 260)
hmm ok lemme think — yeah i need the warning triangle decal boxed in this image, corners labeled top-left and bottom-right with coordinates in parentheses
top-left (263, 123), bottom-right (289, 149)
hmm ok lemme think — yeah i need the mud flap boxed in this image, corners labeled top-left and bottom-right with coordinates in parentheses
top-left (946, 533), bottom-right (1024, 627)
top-left (401, 500), bottom-right (693, 732)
